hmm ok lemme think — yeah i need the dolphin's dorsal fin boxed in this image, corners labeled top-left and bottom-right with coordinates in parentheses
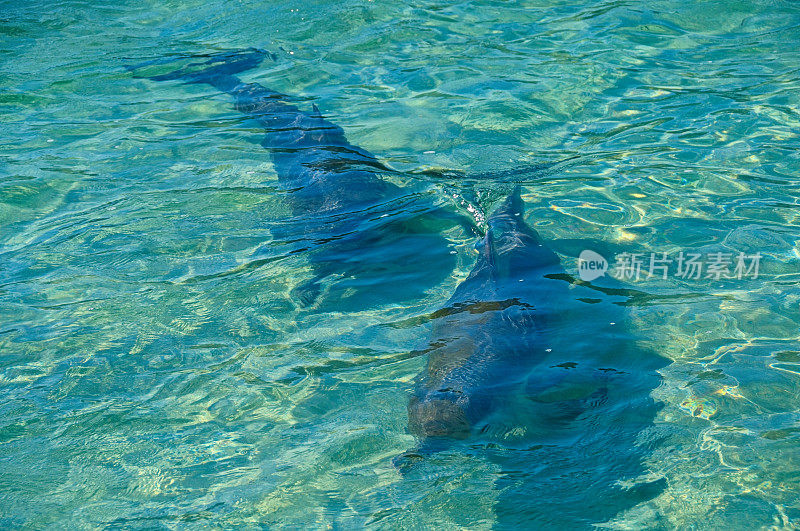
top-left (311, 103), bottom-right (323, 118)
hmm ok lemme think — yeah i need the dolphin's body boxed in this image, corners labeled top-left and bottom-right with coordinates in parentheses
top-left (141, 49), bottom-right (666, 525)
top-left (401, 188), bottom-right (668, 527)
top-left (142, 49), bottom-right (458, 306)
top-left (405, 188), bottom-right (563, 442)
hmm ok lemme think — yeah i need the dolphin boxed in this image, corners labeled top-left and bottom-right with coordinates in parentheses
top-left (135, 49), bottom-right (462, 307)
top-left (398, 187), bottom-right (668, 527)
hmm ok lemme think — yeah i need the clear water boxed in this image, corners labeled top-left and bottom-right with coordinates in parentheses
top-left (2, 0), bottom-right (800, 528)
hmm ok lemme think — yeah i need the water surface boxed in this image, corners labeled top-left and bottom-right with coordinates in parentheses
top-left (2, 0), bottom-right (800, 527)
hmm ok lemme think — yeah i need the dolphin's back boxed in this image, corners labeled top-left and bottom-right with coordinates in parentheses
top-left (403, 188), bottom-right (667, 526)
top-left (408, 188), bottom-right (567, 441)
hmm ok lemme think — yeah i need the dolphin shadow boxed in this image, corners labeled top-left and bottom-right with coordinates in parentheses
top-left (133, 49), bottom-right (467, 310)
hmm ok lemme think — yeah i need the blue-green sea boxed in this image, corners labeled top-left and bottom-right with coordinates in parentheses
top-left (2, 0), bottom-right (800, 528)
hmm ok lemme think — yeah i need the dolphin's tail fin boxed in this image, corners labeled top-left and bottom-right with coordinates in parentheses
top-left (127, 48), bottom-right (273, 91)
top-left (486, 185), bottom-right (534, 238)
top-left (491, 185), bottom-right (524, 219)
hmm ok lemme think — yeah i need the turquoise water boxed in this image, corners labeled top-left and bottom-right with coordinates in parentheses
top-left (2, 0), bottom-right (800, 528)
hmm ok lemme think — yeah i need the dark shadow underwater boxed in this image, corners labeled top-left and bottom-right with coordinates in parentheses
top-left (132, 48), bottom-right (670, 528)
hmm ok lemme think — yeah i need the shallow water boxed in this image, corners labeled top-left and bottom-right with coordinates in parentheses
top-left (2, 0), bottom-right (800, 528)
